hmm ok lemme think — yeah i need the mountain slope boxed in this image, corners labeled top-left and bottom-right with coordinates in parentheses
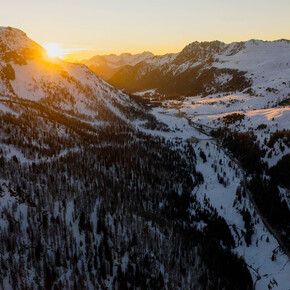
top-left (0, 27), bottom-right (166, 130)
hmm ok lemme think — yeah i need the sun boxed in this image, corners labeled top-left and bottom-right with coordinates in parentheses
top-left (43, 43), bottom-right (64, 59)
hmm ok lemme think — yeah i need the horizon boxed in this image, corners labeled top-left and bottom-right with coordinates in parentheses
top-left (1, 0), bottom-right (290, 61)
top-left (70, 37), bottom-right (290, 61)
top-left (2, 25), bottom-right (289, 62)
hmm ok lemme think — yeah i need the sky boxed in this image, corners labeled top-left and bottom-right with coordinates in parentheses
top-left (1, 0), bottom-right (290, 61)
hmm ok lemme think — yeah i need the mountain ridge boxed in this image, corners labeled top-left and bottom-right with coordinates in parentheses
top-left (105, 38), bottom-right (290, 98)
top-left (82, 38), bottom-right (289, 84)
top-left (0, 26), bottom-right (165, 131)
top-left (82, 51), bottom-right (154, 80)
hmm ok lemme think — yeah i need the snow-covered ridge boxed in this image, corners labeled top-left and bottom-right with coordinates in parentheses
top-left (0, 27), bottom-right (154, 128)
top-left (0, 26), bottom-right (44, 56)
top-left (107, 38), bottom-right (290, 98)
top-left (84, 39), bottom-right (290, 82)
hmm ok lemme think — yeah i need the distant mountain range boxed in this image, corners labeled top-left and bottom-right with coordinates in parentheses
top-left (83, 39), bottom-right (290, 99)
top-left (82, 51), bottom-right (154, 80)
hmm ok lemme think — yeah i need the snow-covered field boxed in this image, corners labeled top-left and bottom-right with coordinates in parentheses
top-left (160, 90), bottom-right (289, 166)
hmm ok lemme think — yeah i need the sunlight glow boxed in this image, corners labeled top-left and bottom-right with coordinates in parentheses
top-left (43, 43), bottom-right (64, 59)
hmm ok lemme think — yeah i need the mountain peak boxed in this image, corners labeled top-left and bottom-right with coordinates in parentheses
top-left (173, 40), bottom-right (226, 64)
top-left (0, 26), bottom-right (45, 62)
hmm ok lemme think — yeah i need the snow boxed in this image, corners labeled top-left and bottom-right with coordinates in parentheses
top-left (194, 141), bottom-right (290, 289)
top-left (3, 59), bottom-right (141, 125)
top-left (159, 88), bottom-right (289, 169)
top-left (151, 103), bottom-right (290, 290)
top-left (0, 102), bottom-right (18, 115)
top-left (133, 89), bottom-right (156, 97)
top-left (0, 26), bottom-right (42, 53)
top-left (214, 40), bottom-right (290, 101)
top-left (246, 107), bottom-right (290, 122)
top-left (215, 40), bottom-right (290, 73)
top-left (144, 53), bottom-right (178, 67)
top-left (0, 27), bottom-right (146, 128)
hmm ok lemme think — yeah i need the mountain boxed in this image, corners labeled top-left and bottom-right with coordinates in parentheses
top-left (107, 39), bottom-right (290, 99)
top-left (0, 27), bottom-right (164, 129)
top-left (0, 27), bottom-right (289, 289)
top-left (82, 51), bottom-right (154, 80)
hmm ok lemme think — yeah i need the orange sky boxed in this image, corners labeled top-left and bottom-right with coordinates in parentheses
top-left (1, 0), bottom-right (290, 61)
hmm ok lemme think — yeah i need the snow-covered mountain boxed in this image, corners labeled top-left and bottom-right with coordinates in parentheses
top-left (142, 39), bottom-right (290, 171)
top-left (0, 26), bottom-right (44, 57)
top-left (82, 51), bottom-right (154, 80)
top-left (107, 39), bottom-right (290, 99)
top-left (147, 104), bottom-right (290, 289)
top-left (1, 27), bottom-right (164, 129)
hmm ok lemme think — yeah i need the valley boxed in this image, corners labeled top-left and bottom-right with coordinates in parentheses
top-left (0, 26), bottom-right (289, 289)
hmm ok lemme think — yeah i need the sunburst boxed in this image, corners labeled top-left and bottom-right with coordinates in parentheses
top-left (43, 43), bottom-right (64, 59)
